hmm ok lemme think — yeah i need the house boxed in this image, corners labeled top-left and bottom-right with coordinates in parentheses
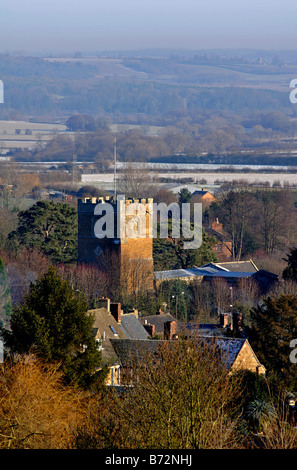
top-left (154, 259), bottom-right (278, 294)
top-left (206, 219), bottom-right (233, 260)
top-left (120, 312), bottom-right (150, 340)
top-left (213, 337), bottom-right (266, 375)
top-left (89, 305), bottom-right (124, 387)
top-left (89, 297), bottom-right (149, 386)
top-left (90, 296), bottom-right (266, 387)
top-left (139, 310), bottom-right (177, 339)
top-left (110, 335), bottom-right (266, 384)
top-left (192, 188), bottom-right (216, 206)
top-left (202, 260), bottom-right (258, 273)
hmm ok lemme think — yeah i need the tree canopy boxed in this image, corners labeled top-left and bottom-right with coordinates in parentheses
top-left (0, 267), bottom-right (105, 388)
top-left (250, 294), bottom-right (297, 388)
top-left (283, 248), bottom-right (297, 281)
top-left (153, 228), bottom-right (217, 270)
top-left (0, 258), bottom-right (12, 328)
top-left (8, 200), bottom-right (77, 264)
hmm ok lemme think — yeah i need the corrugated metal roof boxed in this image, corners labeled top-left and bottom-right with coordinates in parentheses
top-left (154, 267), bottom-right (253, 281)
top-left (201, 261), bottom-right (258, 273)
top-left (203, 271), bottom-right (252, 278)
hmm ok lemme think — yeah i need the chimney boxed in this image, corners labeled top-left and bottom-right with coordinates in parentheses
top-left (220, 312), bottom-right (229, 329)
top-left (164, 320), bottom-right (177, 340)
top-left (156, 308), bottom-right (164, 315)
top-left (133, 308), bottom-right (138, 318)
top-left (97, 297), bottom-right (111, 312)
top-left (110, 302), bottom-right (121, 323)
top-left (233, 312), bottom-right (243, 331)
top-left (143, 323), bottom-right (155, 337)
top-left (211, 218), bottom-right (223, 234)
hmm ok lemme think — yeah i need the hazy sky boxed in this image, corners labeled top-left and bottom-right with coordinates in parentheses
top-left (1, 0), bottom-right (296, 53)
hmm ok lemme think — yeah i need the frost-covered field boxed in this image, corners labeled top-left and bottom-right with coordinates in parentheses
top-left (82, 171), bottom-right (297, 186)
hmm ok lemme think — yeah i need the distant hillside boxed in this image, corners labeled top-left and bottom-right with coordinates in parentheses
top-left (0, 53), bottom-right (295, 123)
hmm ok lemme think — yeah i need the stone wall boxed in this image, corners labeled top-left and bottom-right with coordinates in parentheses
top-left (232, 341), bottom-right (266, 375)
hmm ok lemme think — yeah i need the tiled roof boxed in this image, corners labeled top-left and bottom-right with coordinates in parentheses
top-left (154, 260), bottom-right (264, 282)
top-left (110, 339), bottom-right (163, 367)
top-left (110, 336), bottom-right (250, 370)
top-left (154, 267), bottom-right (253, 281)
top-left (182, 322), bottom-right (224, 337)
top-left (139, 313), bottom-right (176, 335)
top-left (89, 308), bottom-right (125, 365)
top-left (120, 314), bottom-right (149, 340)
top-left (214, 337), bottom-right (246, 368)
top-left (201, 260), bottom-right (258, 273)
top-left (89, 308), bottom-right (125, 339)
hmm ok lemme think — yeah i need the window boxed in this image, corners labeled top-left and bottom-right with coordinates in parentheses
top-left (109, 325), bottom-right (118, 336)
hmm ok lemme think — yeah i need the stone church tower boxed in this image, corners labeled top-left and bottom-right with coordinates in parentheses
top-left (78, 195), bottom-right (154, 291)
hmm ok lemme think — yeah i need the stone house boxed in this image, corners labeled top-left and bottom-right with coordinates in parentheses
top-left (110, 335), bottom-right (266, 386)
top-left (89, 297), bottom-right (149, 386)
top-left (139, 310), bottom-right (177, 339)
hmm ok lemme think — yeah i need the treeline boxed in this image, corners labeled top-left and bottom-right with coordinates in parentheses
top-left (0, 54), bottom-right (294, 122)
top-left (10, 109), bottom-right (297, 167)
top-left (206, 187), bottom-right (297, 259)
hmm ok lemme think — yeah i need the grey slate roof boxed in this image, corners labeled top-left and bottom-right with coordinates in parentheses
top-left (139, 313), bottom-right (176, 335)
top-left (88, 308), bottom-right (151, 366)
top-left (154, 266), bottom-right (221, 281)
top-left (192, 190), bottom-right (211, 197)
top-left (201, 261), bottom-right (258, 273)
top-left (182, 322), bottom-right (224, 337)
top-left (110, 336), bottom-right (250, 370)
top-left (214, 337), bottom-right (246, 368)
top-left (120, 314), bottom-right (149, 340)
top-left (154, 267), bottom-right (253, 281)
top-left (154, 260), bottom-right (263, 282)
top-left (110, 339), bottom-right (163, 367)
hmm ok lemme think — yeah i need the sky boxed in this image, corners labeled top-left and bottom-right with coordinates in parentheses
top-left (1, 0), bottom-right (297, 54)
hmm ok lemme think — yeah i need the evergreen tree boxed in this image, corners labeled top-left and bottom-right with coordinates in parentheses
top-left (8, 200), bottom-right (77, 264)
top-left (0, 267), bottom-right (105, 389)
top-left (250, 294), bottom-right (297, 389)
top-left (178, 187), bottom-right (192, 205)
top-left (283, 248), bottom-right (297, 281)
top-left (154, 228), bottom-right (217, 270)
top-left (0, 257), bottom-right (12, 328)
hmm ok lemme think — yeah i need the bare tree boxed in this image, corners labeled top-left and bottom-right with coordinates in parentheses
top-left (116, 162), bottom-right (156, 199)
top-left (77, 335), bottom-right (243, 449)
top-left (0, 355), bottom-right (86, 449)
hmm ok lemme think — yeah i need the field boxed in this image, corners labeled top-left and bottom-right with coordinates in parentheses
top-left (0, 120), bottom-right (69, 154)
top-left (81, 170), bottom-right (297, 188)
